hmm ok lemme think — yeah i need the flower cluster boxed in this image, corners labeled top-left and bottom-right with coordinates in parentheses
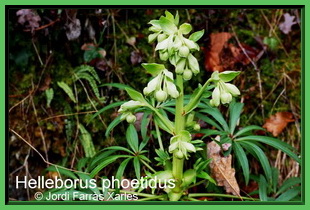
top-left (148, 11), bottom-right (204, 81)
top-left (168, 130), bottom-right (196, 159)
top-left (143, 67), bottom-right (179, 102)
top-left (209, 71), bottom-right (241, 107)
top-left (118, 100), bottom-right (143, 123)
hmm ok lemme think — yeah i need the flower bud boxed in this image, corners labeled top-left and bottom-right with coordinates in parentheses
top-left (155, 90), bottom-right (168, 102)
top-left (159, 51), bottom-right (169, 61)
top-left (183, 69), bottom-right (193, 80)
top-left (175, 59), bottom-right (186, 74)
top-left (143, 87), bottom-right (151, 95)
top-left (179, 45), bottom-right (190, 57)
top-left (119, 100), bottom-right (143, 113)
top-left (175, 150), bottom-right (184, 159)
top-left (157, 34), bottom-right (167, 42)
top-left (126, 114), bottom-right (136, 123)
top-left (193, 124), bottom-right (201, 131)
top-left (220, 92), bottom-right (232, 104)
top-left (211, 86), bottom-right (220, 107)
top-left (225, 83), bottom-right (240, 96)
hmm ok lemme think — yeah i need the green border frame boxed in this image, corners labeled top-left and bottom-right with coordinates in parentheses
top-left (1, 1), bottom-right (308, 209)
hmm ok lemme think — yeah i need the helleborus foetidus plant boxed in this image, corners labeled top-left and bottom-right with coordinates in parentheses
top-left (116, 11), bottom-right (242, 200)
top-left (87, 11), bottom-right (300, 201)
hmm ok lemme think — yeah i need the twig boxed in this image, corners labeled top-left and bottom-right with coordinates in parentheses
top-left (23, 18), bottom-right (60, 32)
top-left (32, 39), bottom-right (43, 66)
top-left (231, 25), bottom-right (265, 119)
top-left (39, 110), bottom-right (97, 122)
top-left (9, 128), bottom-right (89, 175)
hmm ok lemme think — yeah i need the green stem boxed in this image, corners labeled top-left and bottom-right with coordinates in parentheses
top-left (147, 105), bottom-right (174, 134)
top-left (172, 74), bottom-right (185, 194)
top-left (140, 159), bottom-right (157, 173)
top-left (184, 78), bottom-right (212, 113)
top-left (188, 193), bottom-right (259, 201)
top-left (155, 123), bottom-right (164, 150)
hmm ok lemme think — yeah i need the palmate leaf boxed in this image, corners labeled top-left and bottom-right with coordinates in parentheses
top-left (233, 142), bottom-right (250, 185)
top-left (236, 135), bottom-right (300, 164)
top-left (239, 141), bottom-right (272, 181)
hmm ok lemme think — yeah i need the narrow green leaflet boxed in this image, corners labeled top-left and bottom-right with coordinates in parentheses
top-left (196, 112), bottom-right (223, 131)
top-left (99, 83), bottom-right (134, 90)
top-left (103, 146), bottom-right (134, 155)
top-left (236, 135), bottom-right (300, 164)
top-left (229, 102), bottom-right (244, 134)
top-left (276, 187), bottom-right (300, 201)
top-left (115, 158), bottom-right (132, 188)
top-left (233, 142), bottom-right (250, 185)
top-left (233, 125), bottom-right (265, 138)
top-left (200, 108), bottom-right (229, 132)
top-left (126, 124), bottom-right (139, 152)
top-left (259, 175), bottom-right (268, 201)
top-left (89, 155), bottom-right (131, 178)
top-left (240, 141), bottom-right (272, 181)
top-left (133, 156), bottom-right (141, 179)
top-left (276, 177), bottom-right (301, 196)
top-left (45, 165), bottom-right (78, 180)
top-left (89, 101), bottom-right (125, 123)
top-left (105, 115), bottom-right (122, 137)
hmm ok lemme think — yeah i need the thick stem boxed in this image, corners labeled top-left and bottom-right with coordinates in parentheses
top-left (172, 74), bottom-right (185, 194)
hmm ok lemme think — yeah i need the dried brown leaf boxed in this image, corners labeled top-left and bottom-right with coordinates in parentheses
top-left (207, 141), bottom-right (241, 197)
top-left (263, 112), bottom-right (295, 137)
top-left (205, 32), bottom-right (232, 72)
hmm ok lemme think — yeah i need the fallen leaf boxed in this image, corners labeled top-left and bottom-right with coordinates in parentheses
top-left (207, 140), bottom-right (241, 197)
top-left (205, 32), bottom-right (232, 72)
top-left (263, 112), bottom-right (295, 137)
top-left (279, 13), bottom-right (297, 34)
